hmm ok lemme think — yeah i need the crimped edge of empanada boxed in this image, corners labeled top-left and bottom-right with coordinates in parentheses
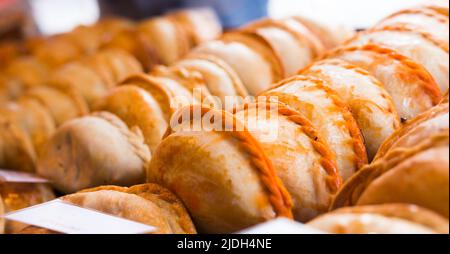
top-left (165, 105), bottom-right (293, 219)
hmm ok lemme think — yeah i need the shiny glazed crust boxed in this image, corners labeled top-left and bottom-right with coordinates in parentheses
top-left (324, 44), bottom-right (442, 120)
top-left (262, 75), bottom-right (367, 180)
top-left (300, 59), bottom-right (401, 160)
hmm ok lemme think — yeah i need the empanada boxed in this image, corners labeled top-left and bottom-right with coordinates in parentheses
top-left (325, 44), bottom-right (442, 120)
top-left (48, 62), bottom-right (109, 107)
top-left (331, 131), bottom-right (449, 217)
top-left (150, 65), bottom-right (213, 104)
top-left (286, 16), bottom-right (354, 49)
top-left (94, 85), bottom-right (167, 152)
top-left (18, 184), bottom-right (196, 234)
top-left (243, 19), bottom-right (324, 76)
top-left (147, 105), bottom-right (293, 233)
top-left (308, 204), bottom-right (449, 234)
top-left (138, 17), bottom-right (190, 65)
top-left (300, 59), bottom-right (401, 160)
top-left (375, 103), bottom-right (449, 160)
top-left (22, 86), bottom-right (88, 126)
top-left (0, 57), bottom-right (49, 100)
top-left (176, 54), bottom-right (248, 106)
top-left (192, 31), bottom-right (284, 95)
top-left (0, 182), bottom-right (55, 233)
top-left (234, 101), bottom-right (341, 221)
top-left (90, 48), bottom-right (143, 85)
top-left (167, 8), bottom-right (222, 46)
top-left (348, 27), bottom-right (449, 94)
top-left (121, 73), bottom-right (199, 116)
top-left (375, 7), bottom-right (449, 45)
top-left (0, 99), bottom-right (55, 156)
top-left (37, 112), bottom-right (151, 193)
top-left (262, 75), bottom-right (367, 181)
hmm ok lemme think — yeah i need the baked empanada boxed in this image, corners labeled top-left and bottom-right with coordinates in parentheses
top-left (22, 86), bottom-right (88, 126)
top-left (192, 31), bottom-right (284, 95)
top-left (331, 131), bottom-right (449, 217)
top-left (0, 182), bottom-right (55, 233)
top-left (300, 59), bottom-right (401, 160)
top-left (286, 16), bottom-right (354, 49)
top-left (48, 62), bottom-right (109, 107)
top-left (0, 120), bottom-right (36, 173)
top-left (375, 7), bottom-right (449, 46)
top-left (262, 75), bottom-right (367, 181)
top-left (37, 112), bottom-right (150, 193)
top-left (308, 204), bottom-right (449, 234)
top-left (90, 48), bottom-right (143, 85)
top-left (1, 57), bottom-right (49, 100)
top-left (138, 17), bottom-right (190, 65)
top-left (325, 44), bottom-right (442, 120)
top-left (18, 184), bottom-right (196, 234)
top-left (234, 101), bottom-right (341, 221)
top-left (375, 103), bottom-right (449, 161)
top-left (94, 85), bottom-right (167, 152)
top-left (148, 105), bottom-right (293, 233)
top-left (176, 54), bottom-right (248, 106)
top-left (348, 27), bottom-right (449, 94)
top-left (244, 19), bottom-right (324, 76)
top-left (167, 8), bottom-right (222, 47)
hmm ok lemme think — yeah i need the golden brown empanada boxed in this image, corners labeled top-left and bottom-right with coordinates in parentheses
top-left (0, 182), bottom-right (55, 233)
top-left (262, 75), bottom-right (367, 181)
top-left (0, 120), bottom-right (36, 173)
top-left (176, 54), bottom-right (248, 106)
top-left (22, 86), bottom-right (88, 126)
top-left (287, 16), bottom-right (354, 49)
top-left (37, 112), bottom-right (151, 193)
top-left (325, 44), bottom-right (442, 120)
top-left (31, 35), bottom-right (83, 68)
top-left (300, 59), bottom-right (401, 160)
top-left (18, 184), bottom-right (196, 234)
top-left (348, 27), bottom-right (449, 94)
top-left (331, 131), bottom-right (449, 217)
top-left (90, 48), bottom-right (143, 85)
top-left (234, 101), bottom-right (341, 221)
top-left (148, 105), bottom-right (293, 233)
top-left (0, 57), bottom-right (49, 100)
top-left (150, 65), bottom-right (213, 104)
top-left (48, 62), bottom-right (109, 107)
top-left (94, 85), bottom-right (167, 152)
top-left (167, 8), bottom-right (222, 47)
top-left (308, 204), bottom-right (449, 234)
top-left (243, 19), bottom-right (325, 76)
top-left (374, 103), bottom-right (448, 160)
top-left (192, 31), bottom-right (284, 95)
top-left (138, 17), bottom-right (190, 65)
top-left (375, 7), bottom-right (449, 46)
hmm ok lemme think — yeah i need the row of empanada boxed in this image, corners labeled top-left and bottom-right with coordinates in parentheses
top-left (144, 3), bottom-right (448, 233)
top-left (0, 48), bottom-right (143, 173)
top-left (0, 8), bottom-right (222, 103)
top-left (2, 2), bottom-right (449, 234)
top-left (33, 15), bottom-right (342, 193)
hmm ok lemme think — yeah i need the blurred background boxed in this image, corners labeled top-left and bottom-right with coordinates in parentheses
top-left (0, 0), bottom-right (436, 40)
